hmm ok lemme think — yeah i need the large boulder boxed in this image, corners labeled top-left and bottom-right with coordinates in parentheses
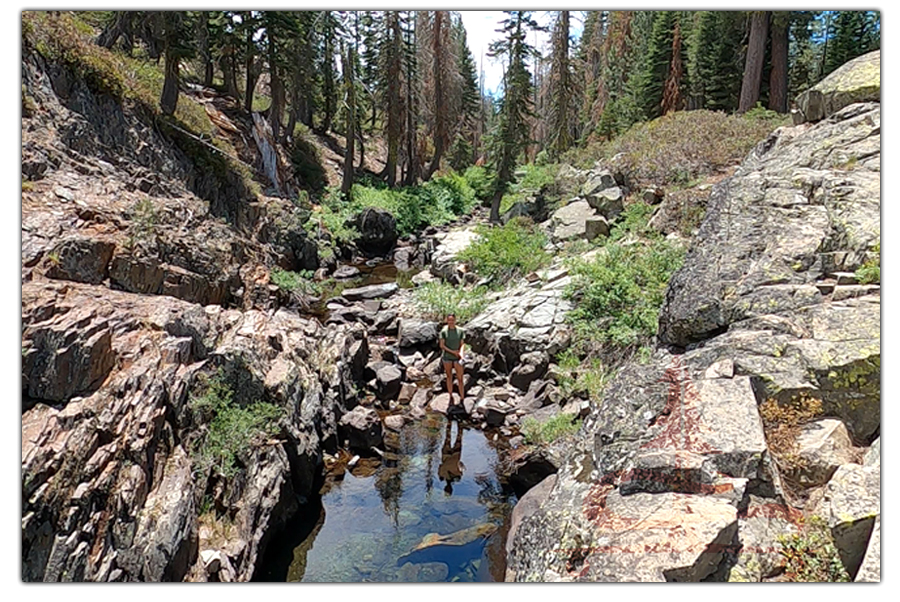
top-left (339, 405), bottom-right (384, 451)
top-left (44, 235), bottom-right (116, 284)
top-left (340, 282), bottom-right (398, 302)
top-left (509, 351), bottom-right (549, 392)
top-left (431, 227), bottom-right (480, 283)
top-left (353, 207), bottom-right (398, 256)
top-left (374, 364), bottom-right (403, 401)
top-left (466, 273), bottom-right (572, 369)
top-left (398, 319), bottom-right (438, 348)
top-left (549, 200), bottom-right (597, 242)
top-left (854, 515), bottom-right (880, 582)
top-left (815, 461), bottom-right (880, 580)
top-left (659, 102), bottom-right (880, 348)
top-left (793, 418), bottom-right (856, 487)
top-left (794, 51), bottom-right (880, 124)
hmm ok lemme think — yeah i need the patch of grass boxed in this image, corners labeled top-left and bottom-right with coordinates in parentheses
top-left (609, 201), bottom-right (658, 242)
top-left (565, 237), bottom-right (685, 350)
top-left (457, 217), bottom-right (550, 285)
top-left (270, 267), bottom-right (319, 296)
top-left (189, 370), bottom-right (283, 479)
top-left (758, 392), bottom-right (824, 477)
top-left (573, 109), bottom-right (788, 188)
top-left (521, 413), bottom-right (582, 446)
top-left (413, 282), bottom-right (490, 324)
top-left (554, 350), bottom-right (613, 401)
top-left (778, 516), bottom-right (850, 582)
top-left (22, 180), bottom-right (34, 192)
top-left (855, 243), bottom-right (880, 284)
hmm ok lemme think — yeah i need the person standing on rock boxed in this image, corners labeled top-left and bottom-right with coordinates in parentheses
top-left (439, 314), bottom-right (465, 406)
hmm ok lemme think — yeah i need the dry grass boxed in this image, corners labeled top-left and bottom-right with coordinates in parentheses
top-left (568, 109), bottom-right (788, 189)
top-left (759, 392), bottom-right (824, 481)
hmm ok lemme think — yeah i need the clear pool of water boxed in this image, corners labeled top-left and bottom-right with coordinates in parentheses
top-left (257, 413), bottom-right (516, 582)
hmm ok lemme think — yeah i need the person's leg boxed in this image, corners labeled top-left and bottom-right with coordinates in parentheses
top-left (455, 362), bottom-right (465, 403)
top-left (444, 361), bottom-right (454, 402)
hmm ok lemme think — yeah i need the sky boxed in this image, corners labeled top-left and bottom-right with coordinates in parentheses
top-left (459, 11), bottom-right (584, 96)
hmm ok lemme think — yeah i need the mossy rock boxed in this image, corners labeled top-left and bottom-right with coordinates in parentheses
top-left (795, 51), bottom-right (880, 123)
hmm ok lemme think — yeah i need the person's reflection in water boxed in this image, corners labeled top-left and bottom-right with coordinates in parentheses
top-left (438, 419), bottom-right (464, 495)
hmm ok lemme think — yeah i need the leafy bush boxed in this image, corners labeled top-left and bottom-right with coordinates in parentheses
top-left (778, 516), bottom-right (850, 582)
top-left (855, 243), bottom-right (880, 284)
top-left (308, 173), bottom-right (477, 243)
top-left (566, 238), bottom-right (685, 349)
top-left (270, 267), bottom-right (319, 296)
top-left (458, 218), bottom-right (550, 285)
top-left (189, 370), bottom-right (283, 478)
top-left (499, 163), bottom-right (561, 215)
top-left (463, 165), bottom-right (495, 202)
top-left (413, 282), bottom-right (489, 324)
top-left (521, 413), bottom-right (581, 446)
top-left (554, 350), bottom-right (613, 401)
top-left (290, 124), bottom-right (327, 194)
top-left (609, 201), bottom-right (658, 242)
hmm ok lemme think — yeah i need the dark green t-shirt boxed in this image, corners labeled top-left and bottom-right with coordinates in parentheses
top-left (439, 326), bottom-right (465, 361)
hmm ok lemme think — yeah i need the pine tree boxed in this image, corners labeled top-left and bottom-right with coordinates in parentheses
top-left (424, 11), bottom-right (453, 180)
top-left (547, 11), bottom-right (575, 159)
top-left (636, 11), bottom-right (678, 120)
top-left (768, 12), bottom-right (790, 113)
top-left (687, 11), bottom-right (744, 112)
top-left (160, 12), bottom-right (194, 116)
top-left (487, 11), bottom-right (544, 222)
top-left (823, 11), bottom-right (880, 76)
top-left (319, 11), bottom-right (340, 134)
top-left (341, 38), bottom-right (357, 198)
top-left (660, 18), bottom-right (685, 115)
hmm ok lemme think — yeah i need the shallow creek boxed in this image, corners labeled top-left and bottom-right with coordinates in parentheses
top-left (256, 414), bottom-right (516, 582)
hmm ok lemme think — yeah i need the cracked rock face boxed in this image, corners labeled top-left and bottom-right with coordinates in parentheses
top-left (507, 96), bottom-right (879, 582)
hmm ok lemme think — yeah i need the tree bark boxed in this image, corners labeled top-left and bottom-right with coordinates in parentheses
top-left (384, 12), bottom-right (402, 187)
top-left (768, 13), bottom-right (790, 113)
top-left (198, 11), bottom-right (213, 87)
top-left (160, 14), bottom-right (181, 117)
top-left (738, 11), bottom-right (770, 113)
top-left (341, 43), bottom-right (356, 199)
top-left (244, 15), bottom-right (257, 113)
top-left (424, 11), bottom-right (447, 180)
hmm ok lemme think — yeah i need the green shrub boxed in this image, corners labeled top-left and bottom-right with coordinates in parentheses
top-left (413, 282), bottom-right (489, 323)
top-left (290, 125), bottom-right (327, 194)
top-left (855, 243), bottom-right (880, 284)
top-left (189, 370), bottom-right (283, 478)
top-left (778, 516), bottom-right (850, 582)
top-left (458, 218), bottom-right (550, 285)
top-left (609, 201), bottom-right (658, 242)
top-left (566, 238), bottom-right (685, 349)
top-left (521, 413), bottom-right (581, 446)
top-left (270, 267), bottom-right (319, 295)
top-left (308, 174), bottom-right (477, 242)
top-left (463, 165), bottom-right (495, 202)
top-left (554, 351), bottom-right (613, 401)
top-left (499, 163), bottom-right (561, 215)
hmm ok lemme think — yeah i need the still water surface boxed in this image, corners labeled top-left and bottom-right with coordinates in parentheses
top-left (258, 413), bottom-right (516, 582)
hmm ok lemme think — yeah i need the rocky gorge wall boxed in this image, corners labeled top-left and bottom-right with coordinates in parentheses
top-left (21, 44), bottom-right (371, 582)
top-left (506, 52), bottom-right (880, 583)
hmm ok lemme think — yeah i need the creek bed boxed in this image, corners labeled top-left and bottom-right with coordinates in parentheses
top-left (256, 414), bottom-right (516, 582)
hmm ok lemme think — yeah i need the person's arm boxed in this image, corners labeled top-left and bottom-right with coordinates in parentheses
top-left (439, 330), bottom-right (449, 355)
top-left (457, 339), bottom-right (464, 360)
